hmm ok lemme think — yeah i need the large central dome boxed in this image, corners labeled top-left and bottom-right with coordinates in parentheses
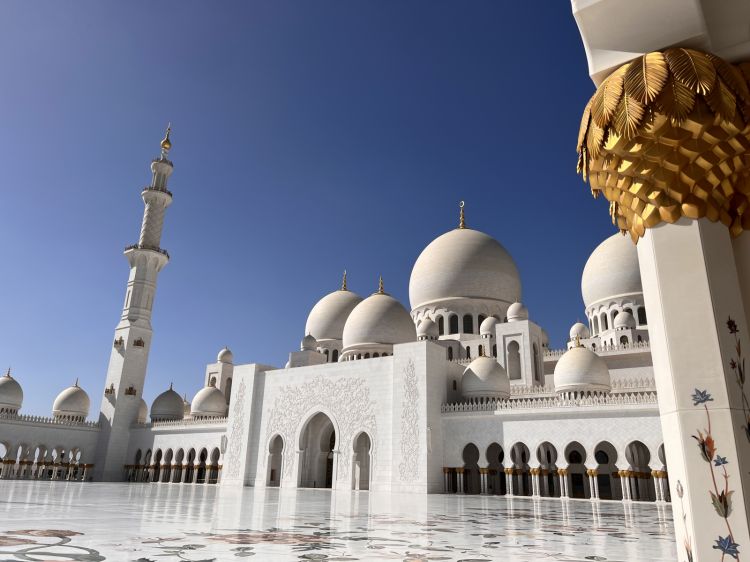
top-left (409, 228), bottom-right (521, 310)
top-left (581, 233), bottom-right (642, 309)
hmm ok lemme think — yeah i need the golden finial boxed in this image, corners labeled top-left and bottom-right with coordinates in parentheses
top-left (341, 270), bottom-right (348, 291)
top-left (74, 377), bottom-right (79, 387)
top-left (160, 123), bottom-right (172, 151)
top-left (574, 335), bottom-right (582, 348)
top-left (378, 275), bottom-right (384, 294)
top-left (459, 201), bottom-right (466, 229)
top-left (169, 382), bottom-right (173, 390)
top-left (4, 367), bottom-right (10, 378)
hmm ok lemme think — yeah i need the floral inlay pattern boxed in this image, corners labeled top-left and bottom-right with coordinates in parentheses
top-left (398, 359), bottom-right (420, 482)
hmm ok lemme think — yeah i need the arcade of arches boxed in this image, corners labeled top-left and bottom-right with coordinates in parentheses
top-left (0, 442), bottom-right (91, 481)
top-left (445, 440), bottom-right (670, 502)
top-left (124, 446), bottom-right (222, 484)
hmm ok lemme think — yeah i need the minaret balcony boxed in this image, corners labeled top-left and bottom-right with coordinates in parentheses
top-left (142, 186), bottom-right (173, 197)
top-left (124, 243), bottom-right (170, 259)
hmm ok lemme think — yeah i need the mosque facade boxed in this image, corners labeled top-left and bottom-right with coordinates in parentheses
top-left (0, 132), bottom-right (668, 503)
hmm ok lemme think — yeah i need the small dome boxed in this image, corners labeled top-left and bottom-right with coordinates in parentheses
top-left (191, 384), bottom-right (227, 418)
top-left (301, 334), bottom-right (317, 351)
top-left (217, 347), bottom-right (233, 364)
top-left (480, 316), bottom-right (498, 336)
top-left (569, 322), bottom-right (591, 341)
top-left (0, 370), bottom-right (23, 413)
top-left (342, 291), bottom-right (416, 352)
top-left (151, 385), bottom-right (184, 421)
top-left (554, 346), bottom-right (610, 394)
top-left (305, 289), bottom-right (364, 342)
top-left (52, 381), bottom-right (90, 421)
top-left (409, 228), bottom-right (521, 311)
top-left (417, 318), bottom-right (439, 339)
top-left (506, 301), bottom-right (528, 322)
top-left (136, 398), bottom-right (148, 424)
top-left (614, 311), bottom-right (636, 330)
top-left (461, 356), bottom-right (510, 400)
top-left (582, 234), bottom-right (642, 308)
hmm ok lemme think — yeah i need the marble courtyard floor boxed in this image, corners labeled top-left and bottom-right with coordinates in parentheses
top-left (0, 481), bottom-right (676, 561)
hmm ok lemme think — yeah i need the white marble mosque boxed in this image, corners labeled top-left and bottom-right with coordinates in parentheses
top-left (4, 1), bottom-right (750, 560)
top-left (0, 128), bottom-right (667, 507)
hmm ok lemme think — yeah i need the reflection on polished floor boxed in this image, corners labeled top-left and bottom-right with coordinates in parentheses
top-left (0, 481), bottom-right (676, 561)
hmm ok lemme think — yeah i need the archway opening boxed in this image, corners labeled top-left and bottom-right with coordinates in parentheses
top-left (564, 442), bottom-right (588, 499)
top-left (461, 443), bottom-right (480, 494)
top-left (510, 442), bottom-right (531, 495)
top-left (625, 440), bottom-right (654, 501)
top-left (352, 432), bottom-right (371, 491)
top-left (594, 441), bottom-right (618, 500)
top-left (507, 341), bottom-right (521, 380)
top-left (536, 442), bottom-right (559, 497)
top-left (267, 435), bottom-right (284, 487)
top-left (298, 412), bottom-right (336, 489)
top-left (486, 443), bottom-right (505, 495)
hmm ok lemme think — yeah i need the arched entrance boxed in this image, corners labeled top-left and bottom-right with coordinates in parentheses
top-left (461, 443), bottom-right (480, 494)
top-left (486, 443), bottom-right (505, 495)
top-left (352, 432), bottom-right (371, 490)
top-left (267, 435), bottom-right (284, 487)
top-left (594, 441), bottom-right (618, 500)
top-left (298, 412), bottom-right (336, 489)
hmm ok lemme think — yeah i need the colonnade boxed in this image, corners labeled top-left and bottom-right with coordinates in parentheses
top-left (0, 458), bottom-right (92, 481)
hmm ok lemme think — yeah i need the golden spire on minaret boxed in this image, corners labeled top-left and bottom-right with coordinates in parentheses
top-left (459, 201), bottom-right (466, 229)
top-left (341, 270), bottom-right (348, 291)
top-left (160, 123), bottom-right (172, 152)
top-left (4, 367), bottom-right (10, 378)
top-left (377, 275), bottom-right (385, 294)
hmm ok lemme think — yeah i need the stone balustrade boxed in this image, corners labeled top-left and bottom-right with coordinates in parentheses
top-left (441, 391), bottom-right (658, 414)
top-left (0, 412), bottom-right (99, 429)
top-left (137, 416), bottom-right (229, 429)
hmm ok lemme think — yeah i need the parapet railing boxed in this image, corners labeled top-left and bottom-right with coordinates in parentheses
top-left (441, 391), bottom-right (658, 414)
top-left (137, 416), bottom-right (229, 429)
top-left (124, 244), bottom-right (170, 259)
top-left (509, 377), bottom-right (656, 397)
top-left (0, 412), bottom-right (99, 428)
top-left (544, 340), bottom-right (651, 359)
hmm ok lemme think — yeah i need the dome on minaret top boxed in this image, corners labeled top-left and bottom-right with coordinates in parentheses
top-left (417, 318), bottom-right (439, 339)
top-left (480, 316), bottom-right (498, 336)
top-left (305, 272), bottom-right (364, 342)
top-left (506, 302), bottom-right (528, 322)
top-left (614, 311), bottom-right (637, 330)
top-left (0, 369), bottom-right (23, 414)
top-left (301, 334), bottom-right (317, 351)
top-left (217, 347), bottom-right (233, 364)
top-left (409, 206), bottom-right (521, 311)
top-left (150, 384), bottom-right (184, 422)
top-left (52, 380), bottom-right (90, 421)
top-left (342, 279), bottom-right (416, 352)
top-left (569, 322), bottom-right (590, 341)
top-left (581, 234), bottom-right (642, 309)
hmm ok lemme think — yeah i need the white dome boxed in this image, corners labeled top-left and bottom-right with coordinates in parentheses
top-left (582, 233), bottom-right (642, 308)
top-left (506, 301), bottom-right (528, 322)
top-left (614, 311), bottom-right (637, 330)
top-left (191, 385), bottom-right (227, 418)
top-left (479, 316), bottom-right (498, 336)
top-left (52, 381), bottom-right (90, 421)
top-left (554, 346), bottom-right (611, 394)
top-left (217, 347), bottom-right (233, 363)
top-left (301, 334), bottom-right (317, 351)
top-left (305, 289), bottom-right (364, 342)
top-left (342, 292), bottom-right (415, 351)
top-left (0, 371), bottom-right (23, 413)
top-left (409, 228), bottom-right (521, 310)
top-left (417, 318), bottom-right (439, 339)
top-left (151, 385), bottom-right (184, 421)
top-left (137, 398), bottom-right (148, 424)
top-left (569, 322), bottom-right (591, 341)
top-left (461, 356), bottom-right (510, 400)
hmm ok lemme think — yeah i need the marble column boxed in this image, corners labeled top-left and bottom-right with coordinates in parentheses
top-left (619, 471), bottom-right (630, 501)
top-left (636, 218), bottom-right (750, 558)
top-left (181, 464), bottom-right (190, 484)
top-left (192, 463), bottom-right (200, 484)
top-left (456, 467), bottom-right (464, 494)
top-left (653, 471), bottom-right (663, 502)
top-left (504, 468), bottom-right (512, 496)
top-left (442, 467), bottom-right (450, 493)
top-left (479, 468), bottom-right (488, 495)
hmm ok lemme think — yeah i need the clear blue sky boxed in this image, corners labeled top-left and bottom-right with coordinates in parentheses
top-left (0, 1), bottom-right (617, 416)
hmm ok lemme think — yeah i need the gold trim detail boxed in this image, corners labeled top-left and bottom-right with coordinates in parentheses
top-left (577, 49), bottom-right (750, 241)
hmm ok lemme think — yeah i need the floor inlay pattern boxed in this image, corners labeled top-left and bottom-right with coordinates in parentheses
top-left (0, 482), bottom-right (676, 561)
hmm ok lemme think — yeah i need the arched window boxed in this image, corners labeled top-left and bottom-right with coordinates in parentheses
top-left (620, 335), bottom-right (629, 345)
top-left (225, 378), bottom-right (233, 405)
top-left (466, 346), bottom-right (471, 359)
top-left (210, 376), bottom-right (217, 387)
top-left (332, 349), bottom-right (339, 362)
top-left (507, 341), bottom-right (521, 380)
top-left (492, 344), bottom-right (497, 358)
top-left (624, 307), bottom-right (632, 315)
top-left (592, 316), bottom-right (599, 335)
top-left (478, 344), bottom-right (484, 357)
top-left (592, 342), bottom-right (596, 350)
top-left (478, 314), bottom-right (486, 328)
top-left (447, 347), bottom-right (454, 361)
top-left (532, 343), bottom-right (540, 381)
top-left (638, 307), bottom-right (647, 325)
top-left (449, 314), bottom-right (459, 334)
top-left (600, 313), bottom-right (608, 331)
top-left (364, 353), bottom-right (370, 359)
top-left (438, 316), bottom-right (445, 335)
top-left (611, 310), bottom-right (619, 324)
top-left (324, 349), bottom-right (330, 361)
top-left (463, 314), bottom-right (474, 334)
top-left (452, 380), bottom-right (457, 391)
top-left (637, 335), bottom-right (642, 343)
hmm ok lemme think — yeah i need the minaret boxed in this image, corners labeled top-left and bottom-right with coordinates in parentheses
top-left (93, 126), bottom-right (174, 481)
